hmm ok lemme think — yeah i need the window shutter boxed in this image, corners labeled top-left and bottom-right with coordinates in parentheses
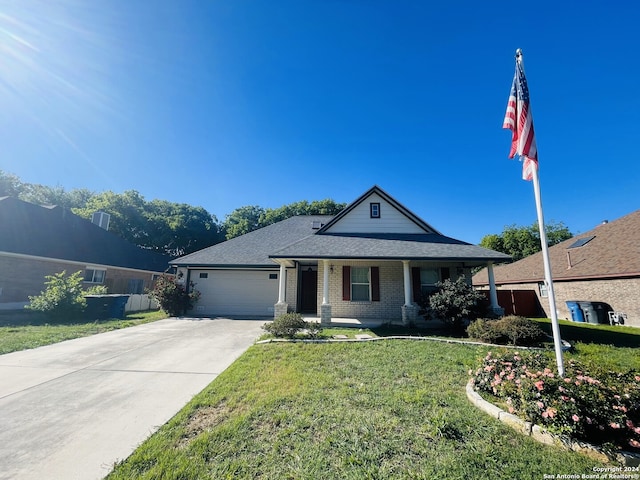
top-left (342, 266), bottom-right (351, 301)
top-left (440, 267), bottom-right (450, 281)
top-left (411, 267), bottom-right (421, 302)
top-left (371, 267), bottom-right (380, 302)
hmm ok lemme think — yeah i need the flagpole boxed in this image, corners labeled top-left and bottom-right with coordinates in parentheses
top-left (516, 50), bottom-right (565, 376)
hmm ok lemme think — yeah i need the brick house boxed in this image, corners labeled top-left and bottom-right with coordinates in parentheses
top-left (0, 197), bottom-right (170, 309)
top-left (171, 186), bottom-right (510, 325)
top-left (473, 209), bottom-right (640, 327)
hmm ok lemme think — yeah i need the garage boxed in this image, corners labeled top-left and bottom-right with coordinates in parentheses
top-left (190, 269), bottom-right (280, 317)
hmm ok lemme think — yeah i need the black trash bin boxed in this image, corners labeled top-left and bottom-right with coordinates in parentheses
top-left (84, 295), bottom-right (130, 320)
top-left (590, 302), bottom-right (613, 324)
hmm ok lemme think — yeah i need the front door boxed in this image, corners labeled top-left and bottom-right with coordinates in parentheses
top-left (300, 267), bottom-right (318, 313)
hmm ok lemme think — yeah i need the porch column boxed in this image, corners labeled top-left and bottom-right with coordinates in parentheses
top-left (487, 262), bottom-right (503, 316)
top-left (322, 260), bottom-right (330, 305)
top-left (401, 260), bottom-right (417, 326)
top-left (277, 263), bottom-right (287, 303)
top-left (320, 260), bottom-right (332, 325)
top-left (274, 263), bottom-right (288, 318)
top-left (402, 260), bottom-right (412, 306)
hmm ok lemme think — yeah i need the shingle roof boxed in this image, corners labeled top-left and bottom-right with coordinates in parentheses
top-left (270, 232), bottom-right (511, 263)
top-left (171, 215), bottom-right (510, 267)
top-left (171, 215), bottom-right (334, 267)
top-left (0, 197), bottom-right (170, 272)
top-left (473, 209), bottom-right (640, 285)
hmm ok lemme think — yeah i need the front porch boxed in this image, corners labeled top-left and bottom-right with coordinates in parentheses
top-left (273, 259), bottom-right (503, 326)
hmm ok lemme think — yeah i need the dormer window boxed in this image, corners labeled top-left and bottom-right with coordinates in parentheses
top-left (370, 202), bottom-right (380, 218)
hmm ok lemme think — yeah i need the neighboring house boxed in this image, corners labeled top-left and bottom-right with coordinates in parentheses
top-left (0, 197), bottom-right (170, 309)
top-left (171, 186), bottom-right (510, 324)
top-left (473, 209), bottom-right (640, 327)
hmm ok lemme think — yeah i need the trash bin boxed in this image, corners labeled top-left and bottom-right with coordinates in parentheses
top-left (566, 301), bottom-right (585, 322)
top-left (84, 295), bottom-right (130, 320)
top-left (590, 302), bottom-right (612, 324)
top-left (578, 301), bottom-right (600, 325)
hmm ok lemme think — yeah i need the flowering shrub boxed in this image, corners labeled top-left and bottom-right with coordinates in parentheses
top-left (471, 350), bottom-right (640, 452)
top-left (467, 316), bottom-right (547, 346)
top-left (150, 274), bottom-right (201, 316)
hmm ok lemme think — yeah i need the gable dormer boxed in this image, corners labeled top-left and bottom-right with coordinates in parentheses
top-left (317, 186), bottom-right (441, 235)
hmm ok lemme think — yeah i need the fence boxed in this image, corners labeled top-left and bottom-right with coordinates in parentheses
top-left (125, 294), bottom-right (159, 312)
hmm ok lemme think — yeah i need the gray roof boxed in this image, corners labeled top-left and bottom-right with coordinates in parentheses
top-left (171, 215), bottom-right (333, 267)
top-left (270, 232), bottom-right (511, 264)
top-left (171, 214), bottom-right (511, 267)
top-left (0, 197), bottom-right (170, 272)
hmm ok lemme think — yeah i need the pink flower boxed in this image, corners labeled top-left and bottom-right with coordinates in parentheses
top-left (534, 380), bottom-right (544, 391)
top-left (545, 407), bottom-right (557, 419)
top-left (572, 414), bottom-right (580, 422)
top-left (634, 375), bottom-right (640, 382)
top-left (508, 406), bottom-right (515, 413)
top-left (629, 439), bottom-right (640, 449)
top-left (610, 422), bottom-right (621, 429)
top-left (537, 401), bottom-right (545, 409)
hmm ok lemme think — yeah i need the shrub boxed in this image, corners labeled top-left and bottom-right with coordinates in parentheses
top-left (149, 274), bottom-right (201, 317)
top-left (420, 276), bottom-right (486, 331)
top-left (26, 270), bottom-right (87, 321)
top-left (85, 284), bottom-right (108, 295)
top-left (467, 315), bottom-right (547, 346)
top-left (472, 350), bottom-right (640, 453)
top-left (262, 313), bottom-right (322, 338)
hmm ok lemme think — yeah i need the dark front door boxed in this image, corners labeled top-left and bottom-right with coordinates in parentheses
top-left (300, 268), bottom-right (318, 313)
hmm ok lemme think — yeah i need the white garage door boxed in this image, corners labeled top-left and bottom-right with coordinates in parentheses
top-left (191, 269), bottom-right (279, 316)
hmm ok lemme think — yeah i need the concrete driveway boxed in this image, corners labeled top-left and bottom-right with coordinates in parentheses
top-left (0, 317), bottom-right (266, 480)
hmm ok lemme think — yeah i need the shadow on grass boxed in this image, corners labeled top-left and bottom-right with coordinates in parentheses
top-left (370, 322), bottom-right (467, 339)
top-left (535, 319), bottom-right (640, 348)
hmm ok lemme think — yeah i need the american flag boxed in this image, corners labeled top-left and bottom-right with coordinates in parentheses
top-left (503, 57), bottom-right (538, 181)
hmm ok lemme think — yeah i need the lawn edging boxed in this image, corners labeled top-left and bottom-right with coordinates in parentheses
top-left (466, 381), bottom-right (640, 467)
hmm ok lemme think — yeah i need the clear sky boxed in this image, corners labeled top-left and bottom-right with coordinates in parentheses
top-left (1, 1), bottom-right (638, 244)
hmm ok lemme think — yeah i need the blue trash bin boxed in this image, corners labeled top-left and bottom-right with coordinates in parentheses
top-left (108, 295), bottom-right (130, 319)
top-left (566, 301), bottom-right (585, 322)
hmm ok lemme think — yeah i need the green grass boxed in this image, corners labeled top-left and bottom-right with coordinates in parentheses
top-left (536, 317), bottom-right (640, 348)
top-left (0, 310), bottom-right (168, 354)
top-left (107, 339), bottom-right (614, 479)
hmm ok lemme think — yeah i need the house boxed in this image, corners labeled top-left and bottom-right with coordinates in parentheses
top-left (473, 209), bottom-right (640, 327)
top-left (0, 196), bottom-right (170, 309)
top-left (171, 186), bottom-right (510, 324)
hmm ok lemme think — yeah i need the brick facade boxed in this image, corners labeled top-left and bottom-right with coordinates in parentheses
top-left (0, 253), bottom-right (160, 304)
top-left (493, 277), bottom-right (640, 327)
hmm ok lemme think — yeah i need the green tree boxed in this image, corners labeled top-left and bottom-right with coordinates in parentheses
top-left (26, 270), bottom-right (87, 321)
top-left (480, 221), bottom-right (572, 261)
top-left (0, 170), bottom-right (25, 197)
top-left (223, 205), bottom-right (265, 240)
top-left (149, 274), bottom-right (201, 316)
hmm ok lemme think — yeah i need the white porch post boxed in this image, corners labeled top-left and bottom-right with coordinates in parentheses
top-left (320, 260), bottom-right (332, 325)
top-left (401, 260), bottom-right (417, 326)
top-left (277, 263), bottom-right (286, 303)
top-left (274, 263), bottom-right (288, 318)
top-left (322, 260), bottom-right (330, 305)
top-left (402, 260), bottom-right (412, 306)
top-left (487, 262), bottom-right (503, 316)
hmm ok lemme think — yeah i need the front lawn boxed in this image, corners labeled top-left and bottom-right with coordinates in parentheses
top-left (108, 339), bottom-right (610, 479)
top-left (0, 309), bottom-right (168, 354)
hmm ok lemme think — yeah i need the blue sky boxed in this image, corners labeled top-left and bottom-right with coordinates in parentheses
top-left (1, 1), bottom-right (638, 244)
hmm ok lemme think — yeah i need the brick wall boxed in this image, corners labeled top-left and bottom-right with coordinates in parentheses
top-left (0, 254), bottom-right (160, 303)
top-left (495, 277), bottom-right (640, 327)
top-left (316, 260), bottom-right (465, 322)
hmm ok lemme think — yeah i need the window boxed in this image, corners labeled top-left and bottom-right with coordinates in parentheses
top-left (84, 268), bottom-right (105, 284)
top-left (370, 202), bottom-right (380, 218)
top-left (538, 282), bottom-right (548, 298)
top-left (269, 273), bottom-right (278, 280)
top-left (128, 279), bottom-right (144, 294)
top-left (419, 268), bottom-right (440, 295)
top-left (199, 272), bottom-right (208, 279)
top-left (351, 267), bottom-right (370, 301)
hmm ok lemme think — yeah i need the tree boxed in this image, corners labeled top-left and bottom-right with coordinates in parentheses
top-left (26, 271), bottom-right (87, 321)
top-left (222, 205), bottom-right (265, 240)
top-left (222, 199), bottom-right (346, 240)
top-left (480, 221), bottom-right (572, 261)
